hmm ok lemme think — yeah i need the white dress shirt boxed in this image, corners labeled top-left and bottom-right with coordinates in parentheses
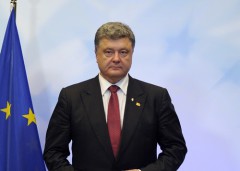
top-left (98, 73), bottom-right (129, 128)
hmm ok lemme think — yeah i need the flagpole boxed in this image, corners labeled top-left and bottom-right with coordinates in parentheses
top-left (10, 0), bottom-right (17, 20)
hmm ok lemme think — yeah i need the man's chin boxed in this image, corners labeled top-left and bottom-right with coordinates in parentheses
top-left (106, 73), bottom-right (126, 83)
top-left (109, 70), bottom-right (124, 76)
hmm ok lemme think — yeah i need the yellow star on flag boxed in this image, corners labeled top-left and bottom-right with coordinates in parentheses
top-left (1, 101), bottom-right (11, 119)
top-left (22, 108), bottom-right (37, 126)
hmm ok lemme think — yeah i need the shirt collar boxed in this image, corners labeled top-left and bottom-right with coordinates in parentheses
top-left (98, 74), bottom-right (129, 96)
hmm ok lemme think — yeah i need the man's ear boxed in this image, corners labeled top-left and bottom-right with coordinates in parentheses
top-left (94, 46), bottom-right (98, 54)
top-left (95, 48), bottom-right (98, 63)
top-left (95, 53), bottom-right (99, 63)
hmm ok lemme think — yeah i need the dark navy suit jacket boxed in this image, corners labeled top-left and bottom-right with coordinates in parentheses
top-left (43, 76), bottom-right (187, 171)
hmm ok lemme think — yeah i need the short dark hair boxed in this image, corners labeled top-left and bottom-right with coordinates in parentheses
top-left (94, 22), bottom-right (135, 50)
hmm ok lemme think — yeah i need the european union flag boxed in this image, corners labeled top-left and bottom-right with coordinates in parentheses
top-left (0, 10), bottom-right (46, 171)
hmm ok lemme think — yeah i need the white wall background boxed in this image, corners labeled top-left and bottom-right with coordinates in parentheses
top-left (1, 0), bottom-right (240, 170)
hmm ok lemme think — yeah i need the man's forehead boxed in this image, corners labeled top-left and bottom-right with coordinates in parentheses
top-left (98, 38), bottom-right (132, 46)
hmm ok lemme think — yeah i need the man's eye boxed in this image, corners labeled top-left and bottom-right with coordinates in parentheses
top-left (104, 50), bottom-right (114, 57)
top-left (119, 50), bottom-right (128, 57)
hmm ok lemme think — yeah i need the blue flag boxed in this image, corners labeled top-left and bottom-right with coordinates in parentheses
top-left (0, 10), bottom-right (46, 171)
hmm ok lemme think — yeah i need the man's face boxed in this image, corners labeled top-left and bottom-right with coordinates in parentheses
top-left (96, 38), bottom-right (133, 83)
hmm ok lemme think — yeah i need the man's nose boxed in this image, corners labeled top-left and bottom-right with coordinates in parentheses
top-left (112, 52), bottom-right (121, 61)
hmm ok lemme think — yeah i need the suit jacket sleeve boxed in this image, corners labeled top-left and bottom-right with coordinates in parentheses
top-left (142, 88), bottom-right (187, 171)
top-left (43, 88), bottom-right (74, 171)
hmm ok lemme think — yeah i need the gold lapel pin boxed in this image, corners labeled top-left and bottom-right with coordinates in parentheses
top-left (136, 102), bottom-right (141, 106)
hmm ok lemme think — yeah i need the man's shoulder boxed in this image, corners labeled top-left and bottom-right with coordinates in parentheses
top-left (130, 77), bottom-right (171, 100)
top-left (131, 77), bottom-right (166, 91)
top-left (62, 76), bottom-right (98, 93)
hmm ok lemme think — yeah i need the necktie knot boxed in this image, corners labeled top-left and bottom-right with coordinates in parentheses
top-left (109, 85), bottom-right (119, 93)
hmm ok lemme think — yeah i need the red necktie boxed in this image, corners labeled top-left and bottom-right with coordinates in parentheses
top-left (107, 85), bottom-right (121, 158)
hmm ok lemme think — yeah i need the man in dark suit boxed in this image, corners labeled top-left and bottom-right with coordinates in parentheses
top-left (43, 22), bottom-right (187, 171)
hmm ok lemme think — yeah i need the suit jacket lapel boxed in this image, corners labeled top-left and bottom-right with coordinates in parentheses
top-left (118, 76), bottom-right (146, 158)
top-left (80, 76), bottom-right (114, 160)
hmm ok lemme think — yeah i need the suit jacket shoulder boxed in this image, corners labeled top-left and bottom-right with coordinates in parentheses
top-left (63, 76), bottom-right (99, 93)
top-left (128, 76), bottom-right (169, 101)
